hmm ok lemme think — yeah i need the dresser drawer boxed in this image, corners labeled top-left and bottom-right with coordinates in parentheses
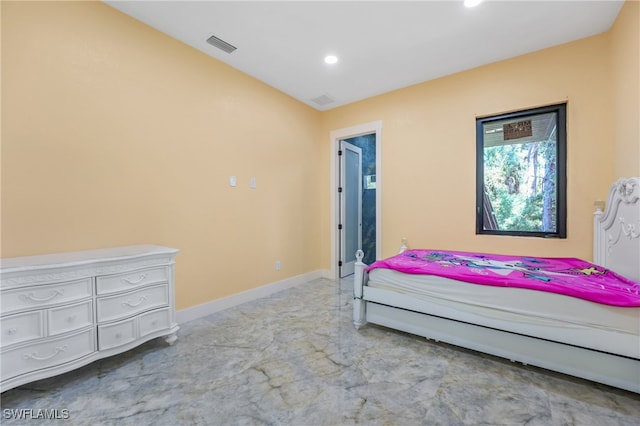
top-left (139, 308), bottom-right (171, 338)
top-left (97, 317), bottom-right (136, 350)
top-left (1, 278), bottom-right (93, 315)
top-left (1, 328), bottom-right (94, 381)
top-left (48, 300), bottom-right (93, 336)
top-left (96, 267), bottom-right (169, 295)
top-left (96, 284), bottom-right (168, 323)
top-left (1, 311), bottom-right (44, 348)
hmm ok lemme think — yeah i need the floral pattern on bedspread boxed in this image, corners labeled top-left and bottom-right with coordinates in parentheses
top-left (366, 250), bottom-right (640, 307)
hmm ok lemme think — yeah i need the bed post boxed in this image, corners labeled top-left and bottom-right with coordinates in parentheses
top-left (399, 238), bottom-right (408, 254)
top-left (593, 202), bottom-right (604, 265)
top-left (353, 249), bottom-right (367, 329)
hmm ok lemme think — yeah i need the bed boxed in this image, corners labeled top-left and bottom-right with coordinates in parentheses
top-left (353, 177), bottom-right (640, 393)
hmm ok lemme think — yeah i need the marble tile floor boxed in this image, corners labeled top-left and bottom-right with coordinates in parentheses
top-left (1, 278), bottom-right (639, 426)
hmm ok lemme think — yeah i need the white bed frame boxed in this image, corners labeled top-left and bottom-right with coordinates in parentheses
top-left (353, 177), bottom-right (640, 393)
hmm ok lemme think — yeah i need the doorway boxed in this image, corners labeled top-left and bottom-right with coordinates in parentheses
top-left (330, 121), bottom-right (382, 279)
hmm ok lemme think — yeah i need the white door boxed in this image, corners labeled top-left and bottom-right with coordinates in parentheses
top-left (339, 141), bottom-right (362, 277)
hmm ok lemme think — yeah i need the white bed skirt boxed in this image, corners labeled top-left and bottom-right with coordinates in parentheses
top-left (367, 268), bottom-right (639, 360)
top-left (365, 302), bottom-right (640, 393)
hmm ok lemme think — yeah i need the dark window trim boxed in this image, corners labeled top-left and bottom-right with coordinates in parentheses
top-left (475, 103), bottom-right (567, 238)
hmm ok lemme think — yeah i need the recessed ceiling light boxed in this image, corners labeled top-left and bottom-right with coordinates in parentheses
top-left (464, 0), bottom-right (483, 7)
top-left (324, 55), bottom-right (338, 65)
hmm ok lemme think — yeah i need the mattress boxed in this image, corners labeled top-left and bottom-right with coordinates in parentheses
top-left (366, 268), bottom-right (640, 359)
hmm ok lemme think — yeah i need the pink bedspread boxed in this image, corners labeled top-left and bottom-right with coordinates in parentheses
top-left (367, 250), bottom-right (640, 307)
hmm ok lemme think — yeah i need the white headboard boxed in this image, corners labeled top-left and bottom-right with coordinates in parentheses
top-left (593, 177), bottom-right (640, 282)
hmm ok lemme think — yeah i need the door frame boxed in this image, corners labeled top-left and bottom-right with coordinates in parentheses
top-left (330, 120), bottom-right (382, 280)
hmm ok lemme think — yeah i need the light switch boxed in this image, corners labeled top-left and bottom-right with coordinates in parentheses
top-left (250, 177), bottom-right (257, 189)
top-left (230, 176), bottom-right (237, 187)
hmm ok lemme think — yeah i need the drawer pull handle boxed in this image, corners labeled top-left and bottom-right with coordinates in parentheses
top-left (67, 315), bottom-right (76, 323)
top-left (20, 289), bottom-right (64, 303)
top-left (7, 328), bottom-right (17, 335)
top-left (122, 274), bottom-right (147, 285)
top-left (122, 295), bottom-right (147, 308)
top-left (23, 345), bottom-right (67, 361)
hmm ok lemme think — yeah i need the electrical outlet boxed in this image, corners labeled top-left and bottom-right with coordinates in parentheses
top-left (275, 261), bottom-right (281, 271)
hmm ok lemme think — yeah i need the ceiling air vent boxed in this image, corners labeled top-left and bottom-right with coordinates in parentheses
top-left (311, 94), bottom-right (334, 106)
top-left (206, 34), bottom-right (237, 54)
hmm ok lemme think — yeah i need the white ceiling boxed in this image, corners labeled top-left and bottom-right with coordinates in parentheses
top-left (104, 1), bottom-right (624, 111)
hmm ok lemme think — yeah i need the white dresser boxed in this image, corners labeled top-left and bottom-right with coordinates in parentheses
top-left (0, 245), bottom-right (179, 392)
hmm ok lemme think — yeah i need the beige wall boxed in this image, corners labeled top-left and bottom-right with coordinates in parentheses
top-left (2, 1), bottom-right (638, 311)
top-left (322, 17), bottom-right (635, 261)
top-left (1, 1), bottom-right (324, 309)
top-left (610, 0), bottom-right (640, 177)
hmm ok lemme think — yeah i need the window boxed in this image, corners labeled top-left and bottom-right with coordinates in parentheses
top-left (476, 103), bottom-right (567, 238)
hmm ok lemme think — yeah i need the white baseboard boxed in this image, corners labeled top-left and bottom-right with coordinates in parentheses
top-left (176, 269), bottom-right (332, 324)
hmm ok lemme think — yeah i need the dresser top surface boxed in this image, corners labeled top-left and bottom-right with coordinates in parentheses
top-left (1, 245), bottom-right (179, 273)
